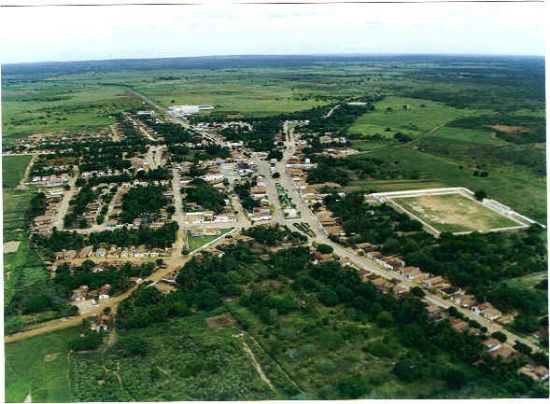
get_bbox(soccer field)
[390,193,522,234]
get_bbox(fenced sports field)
[368,187,537,236]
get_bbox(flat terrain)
[348,96,477,139]
[3,155,33,242]
[365,145,546,223]
[391,193,520,233]
[2,82,142,145]
[71,311,282,401]
[5,327,79,403]
[1,55,547,401]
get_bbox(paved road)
[252,155,285,224]
[172,168,188,252]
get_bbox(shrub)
[317,244,334,254]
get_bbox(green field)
[3,155,33,242]
[2,83,143,144]
[348,96,479,139]
[5,327,80,403]
[187,228,233,251]
[2,155,31,188]
[390,193,520,233]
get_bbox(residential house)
[490,347,519,362]
[519,365,549,382]
[421,275,446,288]
[78,246,94,259]
[381,256,405,271]
[483,338,502,352]
[401,266,423,280]
[472,302,502,320]
[98,284,111,300]
[95,248,107,258]
[55,249,78,261]
[449,317,469,333]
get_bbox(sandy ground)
[4,241,21,253]
[489,124,529,134]
[393,194,516,232]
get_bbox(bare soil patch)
[4,241,21,253]
[206,313,237,329]
[44,352,60,362]
[489,124,530,134]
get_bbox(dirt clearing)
[4,241,21,253]
[44,353,60,362]
[489,124,530,134]
[206,313,237,329]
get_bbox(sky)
[0,1,546,64]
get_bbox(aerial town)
[1,7,547,398]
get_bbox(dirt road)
[16,154,37,190]
[53,168,78,230]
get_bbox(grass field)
[5,327,79,403]
[187,228,233,251]
[4,238,50,307]
[2,82,142,144]
[390,193,520,233]
[3,156,33,242]
[2,155,31,188]
[348,96,479,139]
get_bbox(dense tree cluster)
[302,103,373,135]
[32,228,86,252]
[449,115,546,144]
[120,185,168,223]
[307,155,418,185]
[68,330,104,351]
[33,222,178,252]
[116,285,191,329]
[138,116,197,144]
[26,192,47,221]
[243,224,307,246]
[64,185,96,228]
[184,179,226,213]
[89,222,178,249]
[118,243,258,328]
[234,181,260,212]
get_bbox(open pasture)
[2,82,142,144]
[347,96,478,139]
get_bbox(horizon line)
[3,52,545,66]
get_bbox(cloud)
[0,2,545,63]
